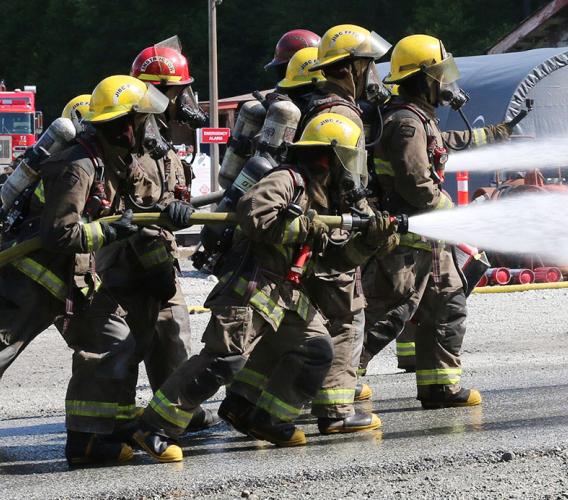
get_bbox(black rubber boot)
[246,408,306,447]
[65,430,133,466]
[184,406,221,433]
[318,413,381,435]
[132,425,183,463]
[218,393,255,435]
[420,386,482,410]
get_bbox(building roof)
[488,0,568,54]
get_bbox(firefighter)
[301,24,391,412]
[360,35,512,408]
[130,36,218,432]
[133,113,397,461]
[264,29,321,81]
[220,30,396,435]
[0,75,176,464]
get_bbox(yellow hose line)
[0,212,344,270]
[473,281,568,294]
[188,305,210,314]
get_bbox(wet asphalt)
[1,269,567,499]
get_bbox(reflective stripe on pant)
[145,278,192,392]
[413,250,467,399]
[396,322,417,370]
[61,287,136,434]
[362,246,467,397]
[311,309,365,418]
[142,306,333,436]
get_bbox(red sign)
[200,127,231,144]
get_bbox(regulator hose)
[445,108,473,152]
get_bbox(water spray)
[407,192,568,262]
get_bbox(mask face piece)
[96,114,137,156]
[140,114,169,159]
[364,63,391,105]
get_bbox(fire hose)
[0,212,388,270]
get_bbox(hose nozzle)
[391,214,409,234]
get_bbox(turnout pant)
[145,277,192,392]
[230,309,365,419]
[362,246,467,398]
[61,286,136,434]
[142,306,333,436]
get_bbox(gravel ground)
[1,261,568,499]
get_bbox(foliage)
[0,0,549,121]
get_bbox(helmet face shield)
[351,31,392,60]
[155,35,183,56]
[132,84,169,115]
[422,55,460,85]
[333,144,367,189]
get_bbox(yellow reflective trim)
[116,404,139,420]
[416,368,462,386]
[233,277,285,329]
[434,195,453,211]
[399,233,432,251]
[83,222,105,252]
[282,218,302,245]
[234,367,269,390]
[12,257,67,301]
[33,181,45,204]
[65,400,117,419]
[374,158,395,177]
[396,341,416,357]
[472,128,488,147]
[257,391,301,422]
[312,388,356,405]
[139,244,170,269]
[149,389,193,429]
[138,73,182,82]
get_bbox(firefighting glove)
[305,209,329,254]
[488,122,513,142]
[101,209,139,244]
[364,210,400,256]
[164,201,195,229]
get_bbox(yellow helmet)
[384,34,460,84]
[310,24,391,72]
[278,47,325,89]
[292,112,366,186]
[61,94,91,132]
[294,112,360,149]
[85,75,169,123]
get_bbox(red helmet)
[264,29,321,70]
[131,45,193,86]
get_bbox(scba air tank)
[201,155,273,254]
[1,117,76,209]
[218,101,266,189]
[256,100,301,159]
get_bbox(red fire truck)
[0,82,43,167]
